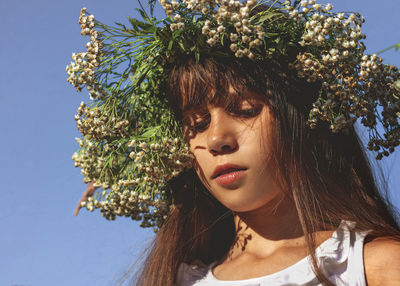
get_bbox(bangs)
[167,57,271,119]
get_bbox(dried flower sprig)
[66,8,107,100]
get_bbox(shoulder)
[363,236,400,286]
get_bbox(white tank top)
[176,221,370,286]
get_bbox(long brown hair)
[134,55,400,286]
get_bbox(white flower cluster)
[72,138,104,183]
[75,101,130,140]
[81,187,171,228]
[287,1,400,158]
[287,2,368,126]
[124,138,193,186]
[66,8,106,99]
[289,1,366,82]
[360,61,400,159]
[75,136,192,228]
[158,0,184,31]
[159,0,262,59]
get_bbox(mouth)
[212,164,247,179]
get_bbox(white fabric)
[176,221,370,286]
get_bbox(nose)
[207,108,238,155]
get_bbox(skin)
[186,99,282,213]
[364,237,400,286]
[184,91,400,284]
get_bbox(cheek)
[192,157,213,194]
[190,141,210,184]
[188,135,208,167]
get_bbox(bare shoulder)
[364,236,400,286]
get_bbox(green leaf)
[377,42,400,54]
[172,30,181,39]
[127,17,154,33]
[178,41,186,51]
[253,11,282,24]
[135,7,151,24]
[115,22,128,31]
[168,39,174,51]
[139,127,160,139]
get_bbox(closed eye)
[184,103,263,134]
[189,118,210,132]
[229,104,263,118]
[185,112,211,133]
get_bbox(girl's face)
[183,90,283,213]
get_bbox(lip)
[215,169,246,186]
[211,164,247,179]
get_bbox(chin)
[223,192,283,213]
[221,199,267,213]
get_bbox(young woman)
[68,1,400,285]
[136,56,400,286]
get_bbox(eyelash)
[190,119,210,132]
[229,106,262,117]
[188,106,262,133]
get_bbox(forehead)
[167,58,270,115]
[181,86,264,114]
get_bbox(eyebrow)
[182,110,210,122]
[182,103,209,115]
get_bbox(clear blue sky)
[1,1,399,285]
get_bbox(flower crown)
[66,0,400,230]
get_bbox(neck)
[227,195,307,260]
[236,194,303,238]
